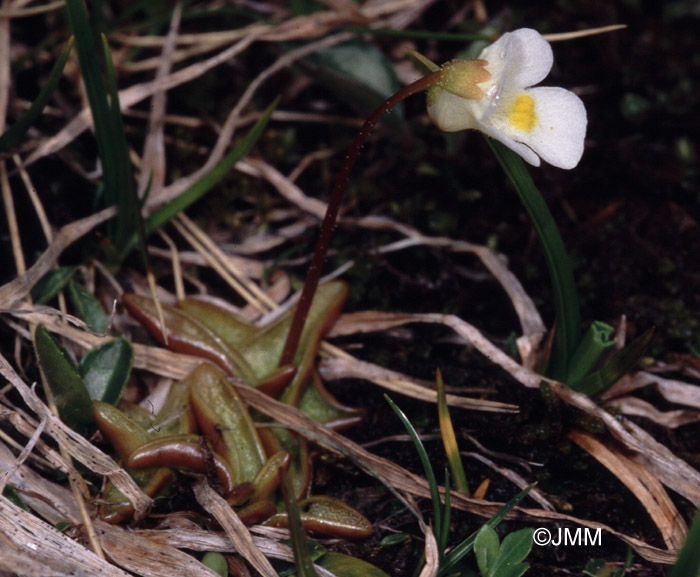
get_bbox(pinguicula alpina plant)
[283,28,648,394]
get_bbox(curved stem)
[279,69,445,368]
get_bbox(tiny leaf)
[79,336,133,404]
[574,326,656,396]
[490,528,533,577]
[316,552,391,577]
[34,325,93,434]
[300,40,405,128]
[201,552,228,577]
[474,525,500,576]
[67,280,107,333]
[30,266,78,305]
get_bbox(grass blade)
[436,369,469,495]
[385,394,442,536]
[121,98,278,254]
[100,33,140,255]
[487,138,581,381]
[0,37,74,153]
[63,0,134,257]
[279,467,321,577]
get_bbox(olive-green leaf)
[316,552,391,577]
[30,266,78,305]
[475,525,500,576]
[201,552,228,577]
[79,336,133,405]
[490,528,532,577]
[68,280,107,333]
[34,325,93,434]
[300,40,404,129]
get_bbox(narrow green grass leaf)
[0,37,74,153]
[280,467,321,577]
[487,138,581,381]
[123,98,278,255]
[385,394,442,535]
[100,33,140,254]
[64,0,136,258]
[63,0,116,205]
[437,369,469,495]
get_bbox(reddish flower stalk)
[278,69,445,369]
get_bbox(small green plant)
[279,27,648,397]
[386,393,534,576]
[474,525,533,577]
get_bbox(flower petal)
[426,89,479,133]
[477,87,586,169]
[476,121,541,166]
[516,87,587,169]
[480,28,553,90]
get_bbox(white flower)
[427,28,587,169]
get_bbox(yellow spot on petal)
[509,94,537,132]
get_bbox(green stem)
[278,69,444,368]
[487,139,581,380]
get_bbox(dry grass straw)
[0,2,697,573]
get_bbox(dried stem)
[278,69,444,368]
